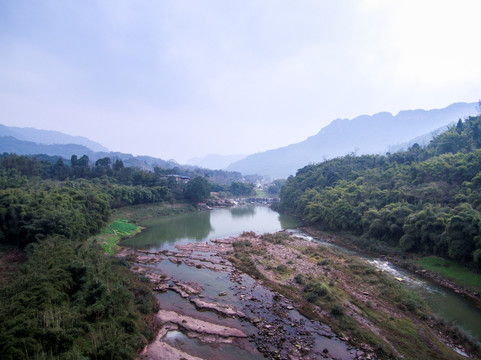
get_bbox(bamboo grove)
[0,150,262,359]
[280,114,481,269]
[0,158,203,359]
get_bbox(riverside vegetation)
[0,154,231,359]
[229,231,480,359]
[2,113,481,359]
[279,114,481,293]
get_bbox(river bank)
[118,237,360,360]
[229,231,481,359]
[299,227,481,307]
[112,204,480,358]
[118,230,481,359]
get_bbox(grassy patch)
[96,219,142,255]
[110,219,140,235]
[304,281,330,303]
[93,203,196,255]
[113,202,196,225]
[261,232,291,244]
[230,240,265,280]
[382,316,464,360]
[417,256,481,289]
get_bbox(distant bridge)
[234,197,280,204]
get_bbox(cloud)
[1,0,481,163]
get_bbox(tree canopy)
[280,115,481,269]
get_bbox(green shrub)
[331,303,345,316]
[240,231,256,238]
[294,274,305,285]
[261,232,291,245]
[303,281,329,302]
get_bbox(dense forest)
[280,114,481,269]
[0,153,257,207]
[0,162,173,358]
[0,149,264,359]
[0,153,253,359]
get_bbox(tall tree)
[184,176,211,203]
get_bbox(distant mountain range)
[226,102,479,179]
[187,154,246,170]
[0,136,94,159]
[386,124,451,154]
[1,101,478,178]
[0,124,108,152]
[0,134,178,171]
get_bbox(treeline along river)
[122,205,481,353]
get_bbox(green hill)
[280,113,481,269]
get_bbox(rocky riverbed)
[118,230,478,360]
[299,227,481,306]
[118,239,367,359]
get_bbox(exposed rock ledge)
[190,298,246,318]
[139,326,205,360]
[156,310,247,338]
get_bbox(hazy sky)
[1,1,480,163]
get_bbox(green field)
[416,256,481,289]
[96,219,142,255]
[109,219,140,235]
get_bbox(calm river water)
[122,205,481,346]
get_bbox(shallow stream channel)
[288,229,481,348]
[121,205,481,359]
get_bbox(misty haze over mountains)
[0,101,478,178]
[0,124,108,152]
[187,154,247,170]
[225,102,478,178]
[0,125,181,170]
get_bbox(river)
[121,205,302,251]
[121,205,481,355]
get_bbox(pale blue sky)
[1,0,480,162]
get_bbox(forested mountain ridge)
[279,113,481,268]
[0,135,181,171]
[0,135,249,186]
[227,102,478,178]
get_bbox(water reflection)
[122,205,302,251]
[121,211,214,249]
[279,213,303,229]
[230,205,256,218]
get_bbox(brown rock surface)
[156,310,247,338]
